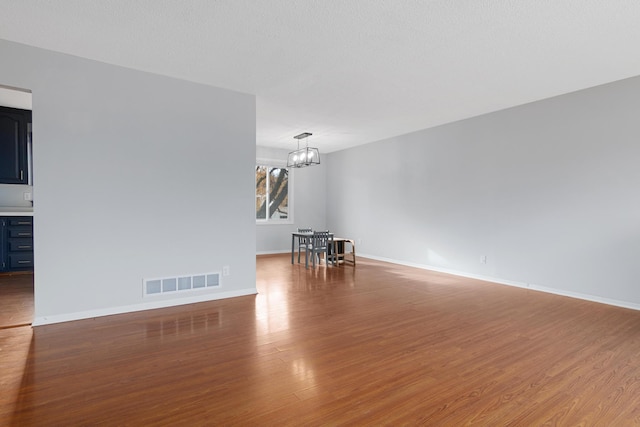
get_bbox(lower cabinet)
[1,216,34,271]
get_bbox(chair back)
[312,231,330,250]
[298,228,312,244]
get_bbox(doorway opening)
[0,85,34,329]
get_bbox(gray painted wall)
[327,75,640,307]
[0,184,32,207]
[0,39,257,324]
[256,146,327,253]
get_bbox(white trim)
[32,287,258,326]
[256,249,291,255]
[360,253,640,312]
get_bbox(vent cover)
[144,272,220,297]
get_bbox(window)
[256,164,291,223]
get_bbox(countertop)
[0,207,34,216]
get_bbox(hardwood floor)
[0,272,34,329]
[1,255,640,425]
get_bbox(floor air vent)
[144,272,220,296]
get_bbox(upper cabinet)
[0,106,30,185]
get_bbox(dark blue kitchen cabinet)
[0,106,30,185]
[0,217,34,271]
[0,219,5,271]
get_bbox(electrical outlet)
[222,265,230,276]
[480,255,487,264]
[23,192,32,201]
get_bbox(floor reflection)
[145,311,222,342]
[255,287,290,335]
[291,357,316,386]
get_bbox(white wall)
[256,146,327,253]
[0,39,257,324]
[0,184,32,207]
[327,74,640,308]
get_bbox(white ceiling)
[2,1,640,153]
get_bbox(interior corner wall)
[0,39,257,324]
[255,146,327,254]
[326,74,640,308]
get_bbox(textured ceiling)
[2,0,640,153]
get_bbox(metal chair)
[297,228,312,263]
[306,231,332,269]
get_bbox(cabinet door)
[0,219,6,271]
[0,106,30,184]
[8,252,33,269]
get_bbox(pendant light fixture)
[287,132,320,168]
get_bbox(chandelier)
[287,132,320,168]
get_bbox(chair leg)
[352,243,356,266]
[305,248,309,269]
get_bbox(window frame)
[256,158,293,225]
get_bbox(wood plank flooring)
[1,255,640,425]
[0,272,34,329]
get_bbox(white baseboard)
[256,249,291,255]
[359,253,640,312]
[32,287,258,326]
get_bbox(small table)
[330,238,356,266]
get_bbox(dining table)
[291,231,334,265]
